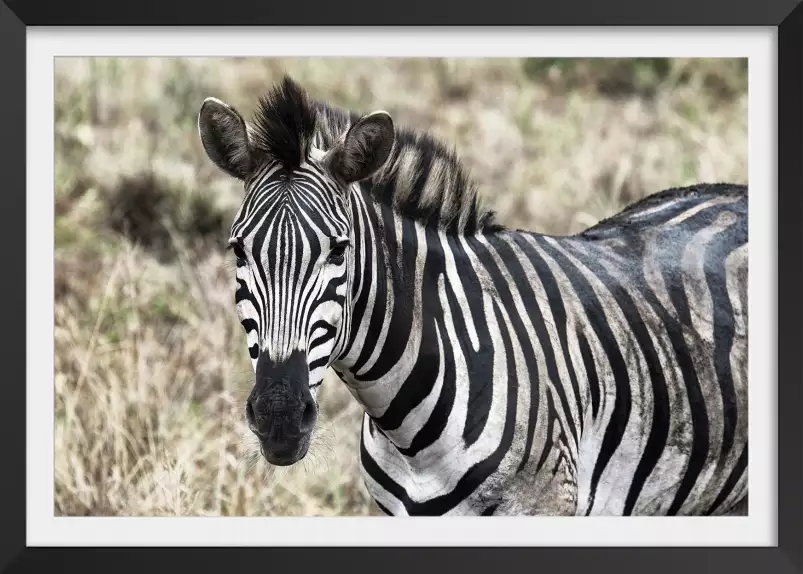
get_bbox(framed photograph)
[3,1,801,572]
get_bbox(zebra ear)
[198,97,254,181]
[325,111,395,184]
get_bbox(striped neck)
[329,179,502,451]
[329,178,596,456]
[331,180,446,407]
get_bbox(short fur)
[581,182,748,239]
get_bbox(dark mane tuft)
[250,76,502,235]
[250,76,317,171]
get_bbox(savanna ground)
[55,57,748,517]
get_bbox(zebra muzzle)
[245,351,318,465]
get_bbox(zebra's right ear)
[324,111,395,184]
[198,97,254,181]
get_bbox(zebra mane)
[250,76,502,236]
[250,76,317,172]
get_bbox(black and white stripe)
[199,76,748,516]
[230,160,353,390]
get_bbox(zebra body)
[352,185,748,516]
[197,77,748,516]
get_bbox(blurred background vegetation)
[54,57,748,516]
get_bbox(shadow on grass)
[105,172,232,263]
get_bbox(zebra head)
[197,77,395,466]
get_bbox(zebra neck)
[330,185,599,461]
[330,184,511,452]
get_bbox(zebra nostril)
[245,400,257,430]
[300,398,317,432]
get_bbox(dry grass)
[54,57,748,516]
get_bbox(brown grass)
[54,57,748,516]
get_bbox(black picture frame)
[2,1,800,573]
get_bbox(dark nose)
[245,389,317,438]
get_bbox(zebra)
[197,75,748,516]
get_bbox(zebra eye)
[232,245,247,262]
[327,241,348,265]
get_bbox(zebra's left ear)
[198,97,254,181]
[324,111,395,184]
